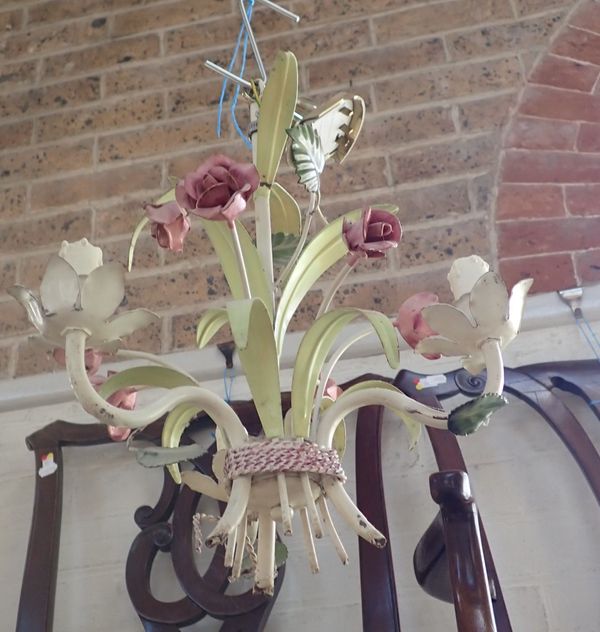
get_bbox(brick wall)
[0,0,586,378]
[498,0,600,292]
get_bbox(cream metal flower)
[9,238,158,350]
[416,256,533,374]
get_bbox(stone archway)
[496,0,600,293]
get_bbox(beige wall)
[0,0,583,378]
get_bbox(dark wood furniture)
[16,362,600,631]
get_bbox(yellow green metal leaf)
[291,308,400,438]
[320,397,346,458]
[128,216,150,272]
[256,52,298,184]
[341,380,422,448]
[274,204,399,354]
[162,403,202,483]
[227,298,283,438]
[201,219,273,319]
[270,182,301,235]
[196,308,229,348]
[97,366,197,399]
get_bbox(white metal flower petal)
[59,238,103,275]
[447,255,489,301]
[508,278,534,335]
[8,286,46,333]
[102,309,159,342]
[421,304,475,346]
[416,336,465,357]
[80,262,125,320]
[469,272,509,332]
[40,255,80,314]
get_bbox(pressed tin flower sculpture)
[9,2,533,596]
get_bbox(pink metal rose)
[145,201,191,253]
[175,154,260,226]
[324,378,343,401]
[342,208,402,259]
[394,292,440,360]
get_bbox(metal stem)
[255,0,301,22]
[204,60,252,88]
[238,0,267,82]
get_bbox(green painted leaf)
[291,308,399,437]
[272,232,301,266]
[136,444,204,468]
[201,219,273,319]
[448,393,508,436]
[196,308,229,348]
[270,182,302,235]
[256,52,298,184]
[162,403,202,483]
[97,366,197,399]
[128,216,149,272]
[320,397,346,458]
[274,204,399,354]
[341,380,422,448]
[287,123,325,193]
[227,298,283,438]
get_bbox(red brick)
[37,93,165,142]
[502,149,600,183]
[0,140,93,183]
[0,301,35,338]
[565,184,600,216]
[170,310,232,351]
[307,38,446,90]
[94,194,163,239]
[13,342,59,378]
[0,185,27,220]
[0,8,23,32]
[529,54,600,92]
[504,116,578,150]
[0,119,33,150]
[457,93,516,133]
[575,248,600,283]
[293,0,418,25]
[97,113,224,163]
[0,259,17,296]
[447,12,565,60]
[577,123,600,151]
[0,77,101,119]
[361,107,454,149]
[105,54,213,96]
[513,0,577,17]
[0,345,12,379]
[374,0,512,43]
[42,34,160,80]
[31,163,162,210]
[497,217,600,257]
[499,254,575,293]
[1,18,109,59]
[570,1,600,36]
[375,57,522,111]
[166,80,223,117]
[519,86,600,123]
[497,184,565,220]
[0,210,92,255]
[0,60,38,93]
[551,26,600,66]
[27,0,156,24]
[113,0,226,37]
[390,134,498,184]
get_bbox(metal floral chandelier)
[9,0,532,596]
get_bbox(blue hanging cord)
[223,367,235,403]
[216,0,255,149]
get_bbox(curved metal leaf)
[196,308,229,348]
[162,403,202,483]
[274,204,399,354]
[272,232,301,266]
[97,366,197,399]
[340,380,421,448]
[291,308,400,438]
[319,397,346,458]
[136,444,204,468]
[256,51,298,184]
[287,123,325,193]
[201,219,273,319]
[227,298,283,438]
[270,182,302,235]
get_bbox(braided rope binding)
[224,439,346,483]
